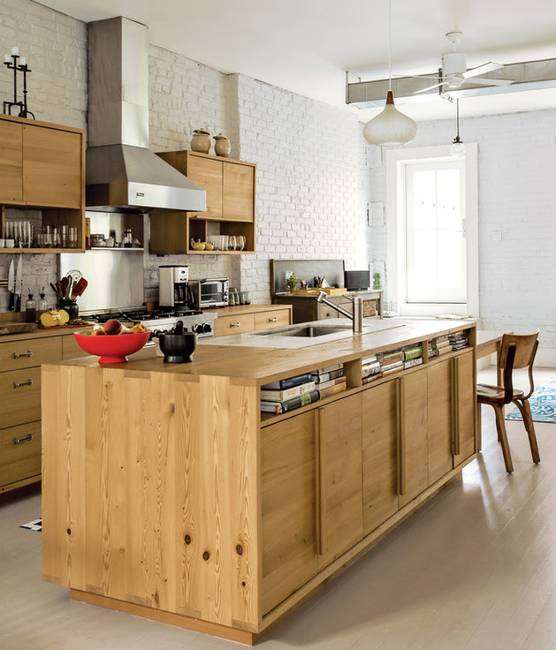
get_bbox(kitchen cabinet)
[262,411,318,614]
[0,115,85,253]
[0,120,23,202]
[361,379,399,534]
[427,359,454,484]
[151,150,256,255]
[222,161,255,221]
[0,421,41,490]
[399,369,429,507]
[316,395,363,568]
[22,125,82,208]
[212,306,292,337]
[186,155,223,219]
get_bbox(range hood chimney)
[86,17,206,213]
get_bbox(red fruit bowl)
[74,331,150,364]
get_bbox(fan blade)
[463,61,503,79]
[463,77,513,87]
[413,82,444,94]
[392,74,442,80]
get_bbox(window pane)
[405,160,466,304]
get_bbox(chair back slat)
[498,332,539,370]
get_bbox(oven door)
[200,279,229,307]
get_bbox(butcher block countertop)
[50,318,476,385]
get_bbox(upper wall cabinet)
[151,150,256,255]
[0,115,85,253]
[0,115,84,209]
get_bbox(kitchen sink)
[254,324,353,338]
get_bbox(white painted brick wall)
[236,75,370,303]
[369,110,556,354]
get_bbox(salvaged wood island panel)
[42,319,477,645]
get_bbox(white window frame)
[385,143,479,317]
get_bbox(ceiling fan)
[413,32,515,95]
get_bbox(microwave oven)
[190,278,229,308]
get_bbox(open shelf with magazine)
[260,358,363,421]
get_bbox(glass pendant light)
[450,98,465,158]
[363,0,417,146]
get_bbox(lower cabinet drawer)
[254,309,290,331]
[0,366,41,428]
[0,420,41,489]
[0,336,61,371]
[214,313,255,336]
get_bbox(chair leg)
[493,404,514,473]
[513,399,540,464]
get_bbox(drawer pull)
[12,350,33,359]
[230,321,241,328]
[268,316,278,323]
[13,433,33,445]
[13,379,33,389]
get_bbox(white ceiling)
[38,0,556,121]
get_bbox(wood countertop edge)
[47,320,477,385]
[0,325,90,343]
[205,304,292,317]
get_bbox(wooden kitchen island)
[42,319,477,645]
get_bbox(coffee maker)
[159,265,194,308]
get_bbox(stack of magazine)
[428,335,451,358]
[362,354,382,384]
[381,350,404,375]
[311,362,346,398]
[260,363,346,415]
[449,331,468,351]
[260,372,318,415]
[403,344,423,369]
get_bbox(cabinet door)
[187,155,223,219]
[453,350,476,465]
[0,120,23,202]
[222,161,255,222]
[22,125,82,208]
[399,369,429,507]
[362,380,399,534]
[317,395,363,568]
[262,412,318,614]
[427,360,453,484]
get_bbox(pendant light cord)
[456,98,460,140]
[388,0,392,90]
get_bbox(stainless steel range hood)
[86,17,206,213]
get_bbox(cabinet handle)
[13,433,33,445]
[315,408,324,556]
[397,379,406,496]
[268,316,278,323]
[13,379,33,389]
[230,321,241,328]
[452,359,460,455]
[12,350,32,359]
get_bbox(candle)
[11,46,19,56]
[20,57,26,66]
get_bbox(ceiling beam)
[346,57,556,108]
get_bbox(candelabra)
[3,46,35,119]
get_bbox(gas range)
[83,308,215,337]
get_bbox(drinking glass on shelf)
[228,235,237,251]
[221,235,229,251]
[68,226,78,248]
[237,235,246,251]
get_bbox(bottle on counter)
[123,228,133,248]
[25,292,37,323]
[38,289,48,318]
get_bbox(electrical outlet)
[491,230,502,241]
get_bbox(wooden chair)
[477,332,540,473]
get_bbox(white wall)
[369,111,556,359]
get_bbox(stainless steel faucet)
[317,291,364,333]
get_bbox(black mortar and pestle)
[157,320,197,363]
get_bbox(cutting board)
[291,287,347,296]
[0,322,38,336]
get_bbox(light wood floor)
[1,368,556,650]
